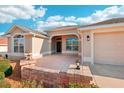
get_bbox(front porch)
[20,54,94,87]
[35,54,79,71]
[49,34,81,55]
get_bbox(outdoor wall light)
[86,35,90,41]
[76,59,80,70]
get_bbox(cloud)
[76,6,124,24]
[0,32,5,36]
[47,15,63,22]
[65,16,76,22]
[36,15,77,31]
[0,5,47,23]
[36,21,77,31]
[36,5,124,31]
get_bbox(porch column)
[91,32,94,65]
[11,36,14,53]
[78,38,81,56]
[48,40,52,54]
[80,33,84,65]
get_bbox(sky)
[0,5,123,35]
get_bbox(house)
[5,18,124,65]
[5,25,49,60]
[0,37,8,57]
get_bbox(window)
[14,35,24,53]
[66,38,78,51]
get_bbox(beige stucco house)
[5,18,124,65]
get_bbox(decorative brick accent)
[21,64,94,88]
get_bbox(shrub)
[0,60,13,77]
[0,80,11,88]
[21,80,44,88]
[4,66,12,77]
[69,83,99,88]
[0,72,5,80]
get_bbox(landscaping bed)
[0,60,12,77]
[0,59,13,88]
[0,59,98,88]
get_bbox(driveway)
[35,54,78,71]
[90,64,124,88]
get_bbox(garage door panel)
[94,32,124,65]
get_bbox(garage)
[94,32,124,65]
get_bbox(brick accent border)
[21,63,94,88]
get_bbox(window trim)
[66,38,78,51]
[12,34,25,53]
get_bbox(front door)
[56,42,62,53]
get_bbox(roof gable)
[5,25,48,38]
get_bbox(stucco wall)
[40,39,50,55]
[0,45,7,52]
[80,32,92,63]
[82,32,91,58]
[32,36,50,58]
[80,26,124,64]
[25,35,32,53]
[8,37,12,53]
[0,45,8,57]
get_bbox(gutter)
[79,22,124,31]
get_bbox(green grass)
[0,59,12,77]
[0,60,10,72]
[0,60,12,88]
[0,72,5,80]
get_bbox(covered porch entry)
[50,34,81,55]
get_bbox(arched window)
[13,34,24,53]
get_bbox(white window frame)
[13,34,25,53]
[66,38,78,51]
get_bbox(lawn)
[0,59,13,88]
[0,59,12,77]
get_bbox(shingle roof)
[45,18,124,32]
[0,38,8,45]
[45,25,78,32]
[79,18,124,28]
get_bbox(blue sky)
[0,5,123,34]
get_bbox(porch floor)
[35,54,79,72]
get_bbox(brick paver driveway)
[90,64,124,88]
[35,54,78,71]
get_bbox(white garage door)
[94,32,124,65]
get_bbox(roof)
[0,38,8,45]
[6,25,48,38]
[79,18,124,28]
[45,25,78,32]
[45,18,124,32]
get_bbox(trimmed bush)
[0,60,13,77]
[4,66,12,77]
[0,72,5,80]
[69,83,99,88]
[0,80,11,88]
[21,80,44,88]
